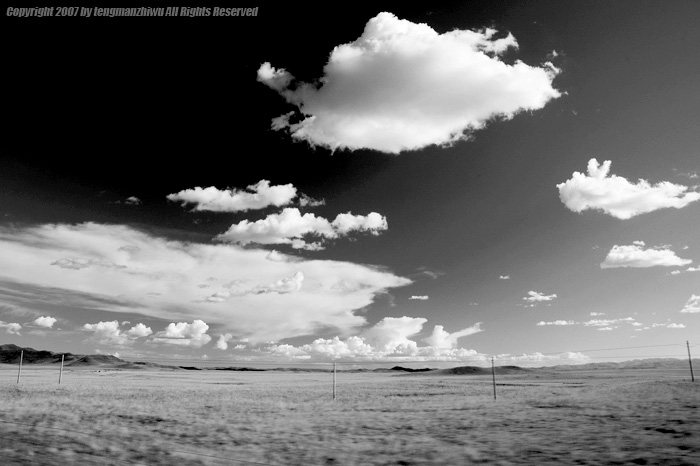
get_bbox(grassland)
[0,365,698,465]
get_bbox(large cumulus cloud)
[258,12,560,153]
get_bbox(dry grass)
[0,366,698,465]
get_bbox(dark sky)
[2,1,699,363]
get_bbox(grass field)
[0,365,698,465]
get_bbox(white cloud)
[299,194,325,207]
[423,323,482,348]
[523,291,557,303]
[681,294,700,314]
[33,316,57,328]
[0,321,22,335]
[499,275,510,280]
[671,266,700,275]
[125,196,141,205]
[152,320,212,348]
[215,208,388,250]
[167,180,297,212]
[0,223,411,343]
[264,317,483,361]
[600,243,692,269]
[667,323,686,329]
[583,317,635,327]
[216,333,234,350]
[590,312,605,316]
[258,12,560,154]
[536,320,576,326]
[409,295,429,300]
[83,320,152,346]
[557,159,700,219]
[125,323,153,338]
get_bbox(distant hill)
[0,344,179,370]
[545,358,697,371]
[0,343,80,365]
[2,344,696,373]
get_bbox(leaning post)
[17,349,23,384]
[59,354,65,384]
[688,341,695,383]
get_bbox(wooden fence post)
[333,362,337,400]
[17,349,23,384]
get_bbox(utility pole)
[491,357,497,400]
[688,341,695,383]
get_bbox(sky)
[2,1,699,366]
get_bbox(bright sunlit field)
[1,366,698,465]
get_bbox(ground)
[0,365,698,465]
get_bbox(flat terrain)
[0,365,698,465]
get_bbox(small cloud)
[409,295,429,300]
[216,333,234,350]
[536,320,576,326]
[499,275,510,280]
[667,323,686,329]
[167,180,297,212]
[601,243,692,269]
[414,267,444,280]
[151,319,212,348]
[215,208,388,250]
[299,194,325,207]
[557,159,700,219]
[598,327,614,331]
[125,196,142,205]
[680,294,700,314]
[0,321,22,335]
[33,316,57,328]
[523,291,557,304]
[590,312,605,316]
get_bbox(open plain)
[0,365,698,466]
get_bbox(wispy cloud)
[557,159,700,219]
[499,275,510,280]
[536,320,576,326]
[409,295,429,300]
[259,12,560,153]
